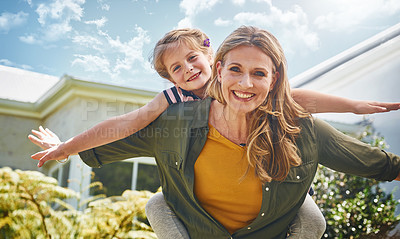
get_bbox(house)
[290,22,400,201]
[0,65,160,208]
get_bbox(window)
[92,161,133,196]
[91,158,159,197]
[48,161,71,188]
[136,163,160,192]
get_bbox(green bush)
[313,125,400,238]
[0,167,156,239]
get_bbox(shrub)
[313,125,400,238]
[0,167,156,239]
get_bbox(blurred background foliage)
[0,167,156,239]
[313,125,400,238]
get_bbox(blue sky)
[1,0,400,92]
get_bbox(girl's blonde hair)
[151,28,212,82]
[207,26,310,183]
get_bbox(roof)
[0,68,157,119]
[0,65,60,103]
[290,22,400,88]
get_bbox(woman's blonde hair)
[151,28,212,82]
[207,26,309,183]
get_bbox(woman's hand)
[28,126,61,150]
[31,143,68,168]
[354,101,400,114]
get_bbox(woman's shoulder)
[157,97,212,127]
[298,116,342,141]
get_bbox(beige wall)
[0,94,145,174]
[42,96,142,142]
[0,114,41,170]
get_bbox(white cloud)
[85,17,108,28]
[179,0,221,16]
[0,11,29,32]
[233,4,320,54]
[45,21,73,41]
[177,17,193,28]
[234,5,309,27]
[0,59,14,66]
[71,26,152,79]
[97,0,110,11]
[254,0,271,4]
[72,54,111,74]
[232,0,246,6]
[72,34,103,50]
[36,0,84,25]
[103,26,151,75]
[0,59,33,70]
[29,0,85,42]
[214,17,231,27]
[24,0,33,7]
[314,0,400,31]
[178,0,222,28]
[19,34,41,44]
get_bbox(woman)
[32,26,400,238]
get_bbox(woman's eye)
[254,71,265,77]
[229,66,240,72]
[173,65,181,72]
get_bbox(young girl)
[30,28,400,238]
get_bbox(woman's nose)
[238,74,253,88]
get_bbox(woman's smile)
[232,90,255,100]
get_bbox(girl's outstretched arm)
[30,92,169,167]
[291,88,400,114]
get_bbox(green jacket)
[79,97,400,239]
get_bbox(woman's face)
[216,45,277,115]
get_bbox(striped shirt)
[163,86,201,105]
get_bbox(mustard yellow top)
[194,124,263,234]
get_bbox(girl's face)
[216,45,277,115]
[163,42,212,97]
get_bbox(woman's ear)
[216,61,223,82]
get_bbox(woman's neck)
[209,100,248,145]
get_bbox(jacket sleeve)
[79,123,158,168]
[314,118,400,181]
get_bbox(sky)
[1,0,400,92]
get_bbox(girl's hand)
[31,144,68,168]
[28,126,61,150]
[354,101,400,114]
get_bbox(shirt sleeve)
[163,86,200,105]
[163,86,184,105]
[79,124,158,168]
[314,118,400,181]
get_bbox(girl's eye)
[188,55,197,61]
[254,71,265,77]
[173,65,181,72]
[229,66,240,72]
